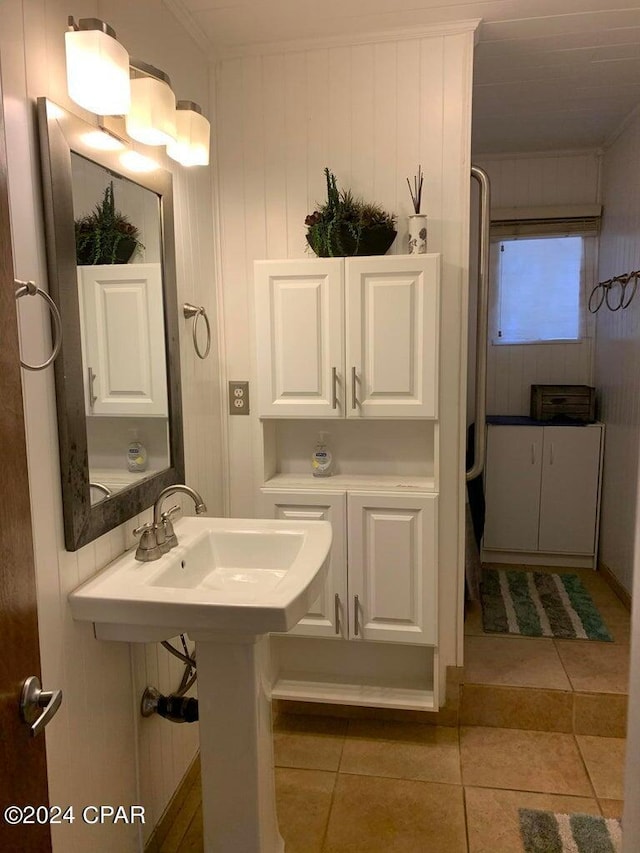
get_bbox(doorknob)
[20,676,63,737]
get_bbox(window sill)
[491,338,587,347]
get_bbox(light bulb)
[166,101,210,167]
[65,20,130,115]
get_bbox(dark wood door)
[0,75,52,851]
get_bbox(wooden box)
[530,385,596,423]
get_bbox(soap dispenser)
[311,431,333,477]
[127,429,148,473]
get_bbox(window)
[492,236,583,344]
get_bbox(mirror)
[37,99,184,550]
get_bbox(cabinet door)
[254,259,344,417]
[347,493,437,645]
[345,255,439,418]
[261,490,347,637]
[538,426,602,554]
[79,264,168,416]
[483,426,543,551]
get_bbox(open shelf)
[262,418,437,490]
[271,676,437,712]
[269,635,438,712]
[263,472,436,492]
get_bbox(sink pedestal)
[68,517,332,850]
[193,632,284,853]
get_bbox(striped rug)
[519,809,622,853]
[481,569,612,641]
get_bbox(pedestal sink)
[69,517,332,852]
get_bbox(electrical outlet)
[228,381,250,415]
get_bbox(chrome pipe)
[467,165,491,482]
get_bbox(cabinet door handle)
[351,366,357,409]
[88,367,97,408]
[531,443,536,465]
[332,367,338,409]
[354,594,360,636]
[549,443,554,466]
[334,593,340,634]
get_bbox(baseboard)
[144,754,201,853]
[481,548,595,569]
[598,559,632,610]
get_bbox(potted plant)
[305,168,397,257]
[75,182,144,265]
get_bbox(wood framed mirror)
[37,98,184,550]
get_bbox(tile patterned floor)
[157,566,629,852]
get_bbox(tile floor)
[155,565,630,853]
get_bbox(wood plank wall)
[595,112,640,594]
[214,25,476,671]
[0,1,222,848]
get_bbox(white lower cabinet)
[263,489,437,644]
[262,488,439,710]
[347,493,437,645]
[264,490,347,638]
[482,423,604,567]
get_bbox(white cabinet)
[262,489,437,646]
[538,427,603,554]
[264,490,347,637]
[255,254,444,712]
[348,493,437,645]
[483,423,603,567]
[254,255,440,418]
[78,264,168,417]
[483,426,542,552]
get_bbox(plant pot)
[113,237,137,263]
[76,236,137,266]
[307,224,397,258]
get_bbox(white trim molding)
[216,19,481,60]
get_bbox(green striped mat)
[519,809,622,853]
[481,569,612,641]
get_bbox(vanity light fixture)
[65,17,130,116]
[126,61,177,146]
[64,18,209,167]
[166,102,210,167]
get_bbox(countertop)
[486,415,598,427]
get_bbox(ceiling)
[170,0,640,154]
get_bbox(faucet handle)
[161,504,181,522]
[161,505,180,551]
[133,522,162,562]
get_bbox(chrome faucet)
[134,484,207,562]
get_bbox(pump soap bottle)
[127,430,148,473]
[311,431,333,477]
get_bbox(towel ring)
[15,280,63,371]
[604,278,624,312]
[183,303,211,360]
[89,482,112,501]
[621,272,639,309]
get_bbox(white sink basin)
[69,516,332,642]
